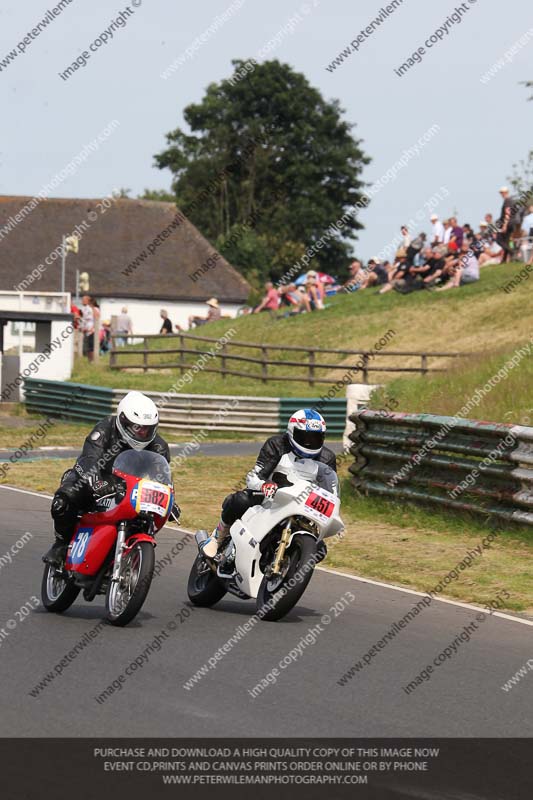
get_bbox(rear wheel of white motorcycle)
[41,564,80,612]
[105,541,155,627]
[257,533,317,621]
[187,554,227,607]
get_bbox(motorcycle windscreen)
[112,449,171,484]
[314,462,340,497]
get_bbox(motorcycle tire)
[105,541,155,627]
[187,553,227,607]
[41,564,80,613]
[256,533,317,622]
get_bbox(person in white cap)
[430,214,445,245]
[188,298,222,329]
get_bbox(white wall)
[98,297,242,336]
[0,291,70,351]
[2,318,75,402]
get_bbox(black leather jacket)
[246,432,337,491]
[63,415,170,493]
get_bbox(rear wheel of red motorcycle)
[41,564,80,613]
[105,541,155,627]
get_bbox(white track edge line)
[2,484,531,627]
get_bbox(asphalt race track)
[0,440,344,463]
[0,484,532,737]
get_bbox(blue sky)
[1,0,532,260]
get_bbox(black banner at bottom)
[1,738,531,798]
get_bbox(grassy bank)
[370,346,533,424]
[4,455,532,614]
[71,261,530,398]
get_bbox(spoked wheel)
[187,553,227,607]
[105,541,155,627]
[256,533,317,621]
[41,563,80,613]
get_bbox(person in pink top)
[254,281,280,313]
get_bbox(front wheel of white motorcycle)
[256,533,317,622]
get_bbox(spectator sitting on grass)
[343,259,364,291]
[363,258,389,289]
[188,298,221,329]
[278,283,310,314]
[437,241,480,290]
[378,251,409,294]
[305,270,324,309]
[478,236,504,267]
[254,282,280,314]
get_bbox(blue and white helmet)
[287,409,326,458]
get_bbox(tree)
[507,150,533,196]
[154,59,370,283]
[139,188,176,203]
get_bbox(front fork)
[271,518,293,575]
[111,521,127,583]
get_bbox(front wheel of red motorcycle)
[105,541,155,627]
[41,564,80,613]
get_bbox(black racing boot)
[42,537,68,566]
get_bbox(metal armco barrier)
[112,390,280,434]
[349,410,533,526]
[24,378,113,423]
[279,397,347,437]
[23,379,348,435]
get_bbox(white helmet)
[116,391,159,450]
[287,409,326,458]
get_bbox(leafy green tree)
[139,188,176,202]
[154,59,370,282]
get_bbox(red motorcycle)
[41,450,175,627]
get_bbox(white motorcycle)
[187,453,344,621]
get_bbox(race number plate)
[304,487,336,523]
[135,480,171,517]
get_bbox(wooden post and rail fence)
[108,332,469,387]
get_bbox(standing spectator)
[80,294,95,361]
[254,282,280,313]
[449,216,464,249]
[497,186,514,263]
[159,309,173,334]
[430,214,445,245]
[443,219,453,245]
[520,204,533,263]
[116,306,132,347]
[188,298,222,329]
[400,225,411,249]
[406,232,427,266]
[462,223,475,244]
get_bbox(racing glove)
[261,482,278,499]
[169,503,181,523]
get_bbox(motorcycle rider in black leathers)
[43,391,173,565]
[201,408,336,560]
